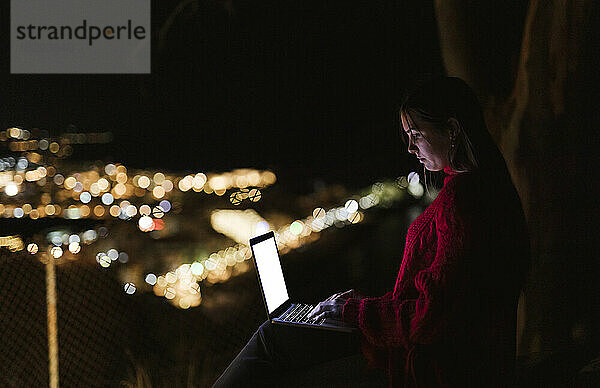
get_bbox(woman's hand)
[307,289,360,321]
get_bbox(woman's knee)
[256,320,275,357]
[257,319,273,334]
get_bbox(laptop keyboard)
[279,303,325,325]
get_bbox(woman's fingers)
[308,299,344,319]
[325,288,355,302]
[310,289,360,319]
[308,301,329,318]
[307,289,359,320]
[314,311,334,321]
[308,302,322,318]
[337,289,356,299]
[324,291,341,301]
[309,300,330,318]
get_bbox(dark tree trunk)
[434,0,597,367]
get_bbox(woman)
[214,76,530,387]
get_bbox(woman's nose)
[407,139,418,154]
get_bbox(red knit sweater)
[343,168,529,387]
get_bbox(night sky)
[1,1,448,191]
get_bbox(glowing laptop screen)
[252,236,289,314]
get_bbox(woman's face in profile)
[401,110,451,172]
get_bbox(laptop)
[249,231,356,332]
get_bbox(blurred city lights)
[68,242,81,254]
[5,182,18,196]
[0,236,24,252]
[107,249,119,261]
[164,288,176,300]
[344,199,359,213]
[2,125,432,309]
[124,282,136,295]
[211,209,269,243]
[50,246,63,259]
[82,229,98,243]
[101,193,114,205]
[139,204,151,216]
[248,188,261,202]
[97,253,111,268]
[118,252,129,263]
[80,192,92,203]
[27,243,38,254]
[139,216,154,232]
[191,262,204,276]
[159,200,171,212]
[255,221,270,235]
[289,221,304,235]
[312,207,325,219]
[152,206,164,218]
[145,273,157,285]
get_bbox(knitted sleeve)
[342,178,471,349]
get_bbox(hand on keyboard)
[307,292,352,321]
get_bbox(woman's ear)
[446,117,462,138]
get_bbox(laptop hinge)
[270,300,292,319]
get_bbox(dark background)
[0,1,450,190]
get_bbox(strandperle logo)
[15,20,147,46]
[11,0,150,74]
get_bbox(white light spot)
[5,182,18,196]
[50,246,63,259]
[138,216,154,231]
[82,229,98,243]
[145,273,157,285]
[289,221,304,235]
[335,208,349,221]
[97,178,109,191]
[124,282,136,294]
[344,199,359,214]
[16,158,28,170]
[105,164,116,175]
[68,242,81,254]
[107,249,119,261]
[80,192,92,204]
[138,176,151,189]
[101,193,114,205]
[255,221,270,236]
[50,235,63,246]
[191,262,204,276]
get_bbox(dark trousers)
[213,320,367,387]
